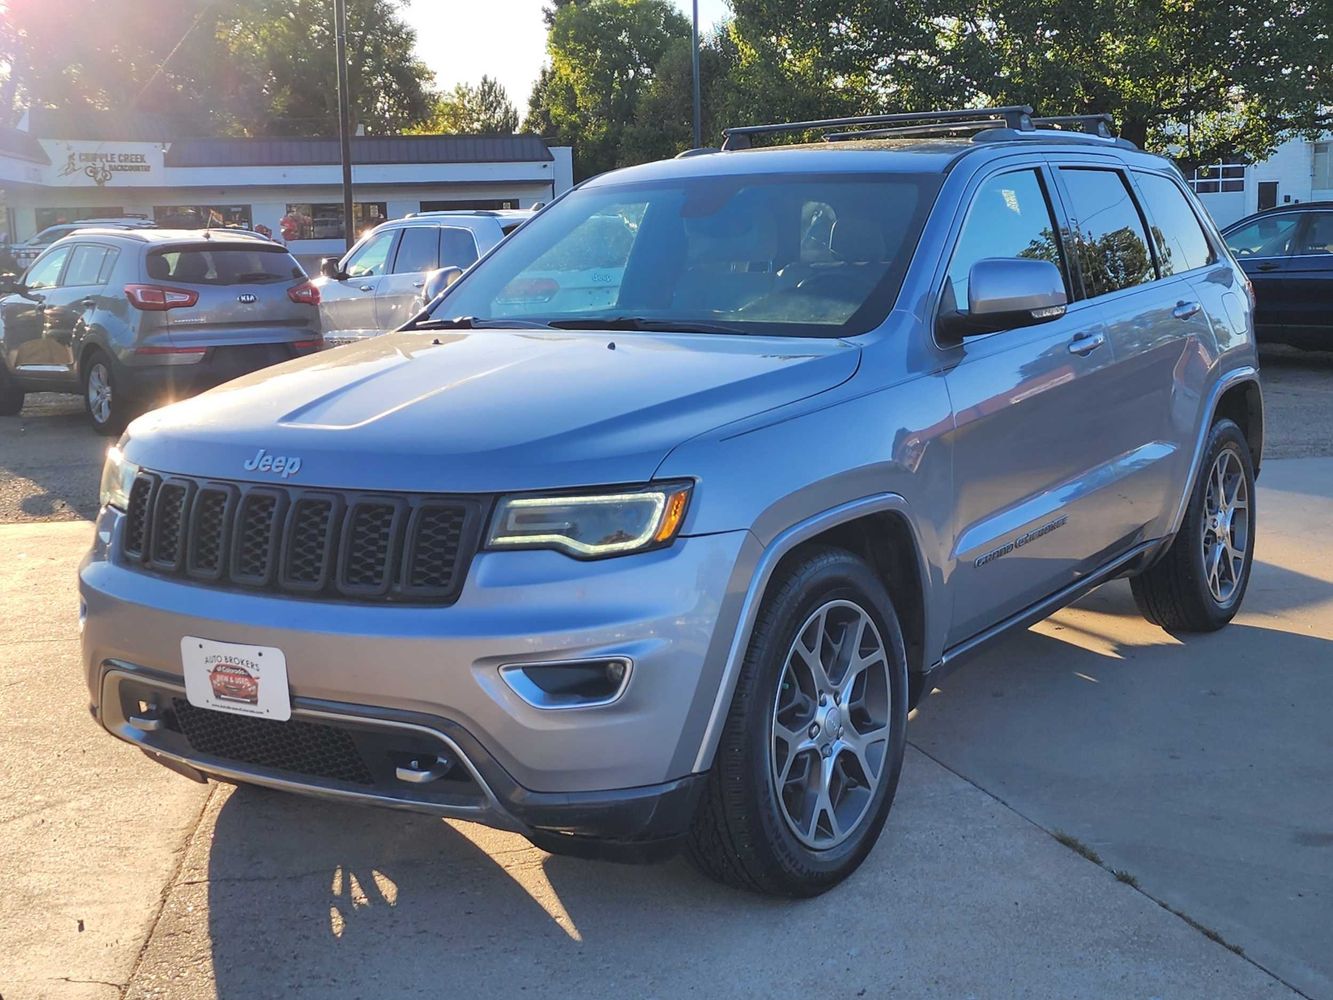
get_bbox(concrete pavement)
[2,459,1331,998]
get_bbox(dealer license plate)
[181,636,291,721]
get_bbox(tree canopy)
[0,0,437,135]
[414,76,520,134]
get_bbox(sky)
[400,0,730,120]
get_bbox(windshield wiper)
[546,316,743,335]
[406,316,554,331]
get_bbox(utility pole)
[334,0,356,251]
[691,0,702,149]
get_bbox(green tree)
[528,0,690,178]
[0,0,438,136]
[725,0,1333,160]
[415,75,520,134]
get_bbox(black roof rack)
[720,105,1034,150]
[1030,114,1114,137]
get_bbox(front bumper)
[81,505,757,842]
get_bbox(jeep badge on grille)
[243,448,302,478]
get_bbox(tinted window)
[1059,168,1155,297]
[63,245,111,287]
[25,246,71,289]
[947,169,1064,312]
[343,231,396,277]
[392,227,439,274]
[1134,173,1215,275]
[1224,215,1300,258]
[147,247,302,285]
[1295,212,1333,255]
[439,228,479,268]
[434,173,941,337]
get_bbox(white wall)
[1197,135,1328,227]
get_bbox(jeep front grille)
[121,471,486,604]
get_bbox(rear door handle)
[1255,262,1282,272]
[81,297,97,308]
[1172,301,1202,321]
[1067,331,1106,356]
[411,280,425,288]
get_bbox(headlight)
[98,445,139,511]
[486,483,692,559]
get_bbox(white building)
[1189,134,1333,228]
[0,110,574,259]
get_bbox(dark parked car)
[1222,203,1333,349]
[0,229,322,433]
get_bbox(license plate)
[181,636,291,721]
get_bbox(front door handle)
[1067,331,1106,356]
[1172,300,1202,321]
[81,297,97,308]
[411,280,425,288]
[359,284,374,292]
[1255,262,1282,272]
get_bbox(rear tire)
[1131,419,1255,632]
[82,351,127,435]
[0,365,23,416]
[687,546,909,896]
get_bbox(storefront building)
[0,110,573,259]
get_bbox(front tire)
[0,365,23,416]
[82,351,127,435]
[1131,418,1256,632]
[687,547,909,896]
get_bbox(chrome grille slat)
[120,471,484,605]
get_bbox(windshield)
[427,172,941,337]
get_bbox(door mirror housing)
[319,256,346,279]
[422,265,464,304]
[0,273,21,297]
[939,257,1068,341]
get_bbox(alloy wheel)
[87,363,112,425]
[770,599,892,850]
[1201,448,1250,605]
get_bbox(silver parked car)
[0,229,321,433]
[9,216,158,268]
[82,107,1262,895]
[313,209,534,343]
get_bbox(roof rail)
[720,105,1034,150]
[1030,114,1114,137]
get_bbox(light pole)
[691,0,702,149]
[334,0,356,251]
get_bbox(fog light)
[500,657,632,709]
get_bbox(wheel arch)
[1213,377,1263,476]
[689,494,933,773]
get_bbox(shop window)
[35,206,126,229]
[282,203,388,242]
[419,199,518,212]
[154,205,253,230]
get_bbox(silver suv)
[0,229,321,433]
[81,107,1263,896]
[313,209,533,344]
[9,217,158,268]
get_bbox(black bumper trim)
[95,660,705,848]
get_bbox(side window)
[1224,215,1300,258]
[439,228,479,268]
[1295,212,1333,255]
[1134,173,1215,275]
[62,245,111,287]
[24,246,72,290]
[1059,168,1155,297]
[391,227,439,274]
[946,168,1064,312]
[343,231,397,278]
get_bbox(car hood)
[125,329,860,492]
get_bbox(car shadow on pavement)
[0,394,109,521]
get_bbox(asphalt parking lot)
[2,345,1331,999]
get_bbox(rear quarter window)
[1134,172,1215,274]
[146,247,302,285]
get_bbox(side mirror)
[939,258,1067,341]
[319,256,345,279]
[0,273,20,296]
[422,265,464,303]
